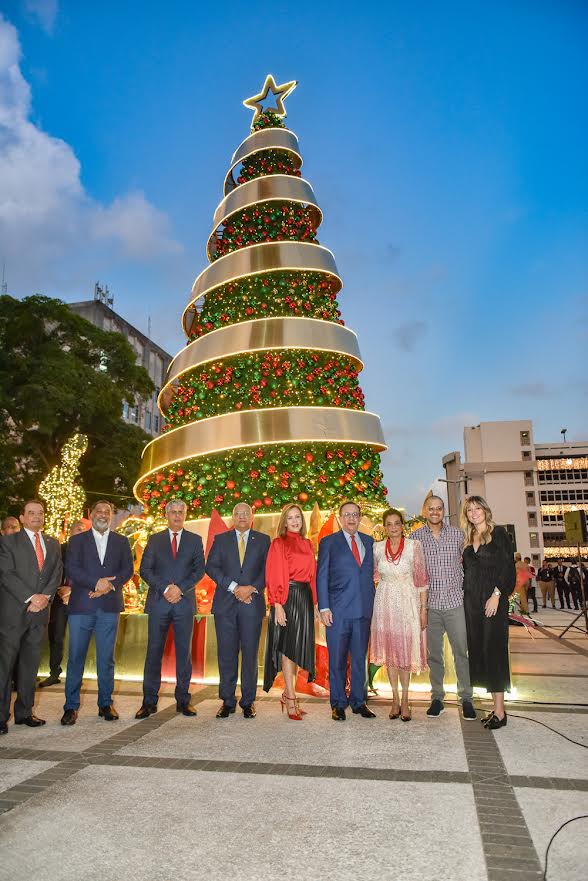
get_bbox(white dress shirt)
[23,528,47,604]
[92,527,110,564]
[229,528,250,593]
[164,529,184,595]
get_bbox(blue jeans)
[64,610,119,710]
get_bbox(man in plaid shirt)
[411,496,476,719]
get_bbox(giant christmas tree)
[135,76,388,522]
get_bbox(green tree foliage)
[0,295,154,512]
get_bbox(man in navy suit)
[135,499,205,719]
[61,500,133,725]
[206,503,270,718]
[317,501,376,721]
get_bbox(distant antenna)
[147,315,152,338]
[94,281,114,308]
[1,260,7,295]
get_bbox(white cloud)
[0,15,181,294]
[23,0,59,35]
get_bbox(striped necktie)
[239,534,246,566]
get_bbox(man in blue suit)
[317,501,376,721]
[206,503,270,719]
[135,499,205,719]
[61,500,134,725]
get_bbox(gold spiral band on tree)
[134,407,386,497]
[208,175,322,259]
[182,241,342,336]
[158,317,363,413]
[224,128,302,194]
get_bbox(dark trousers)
[568,582,581,610]
[0,610,46,723]
[214,605,263,708]
[48,597,68,677]
[325,615,370,709]
[527,585,538,613]
[143,603,194,706]
[555,580,569,609]
[64,611,119,710]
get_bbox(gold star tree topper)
[243,74,297,124]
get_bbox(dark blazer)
[0,530,63,623]
[140,528,205,614]
[66,529,134,615]
[316,530,375,619]
[206,529,270,619]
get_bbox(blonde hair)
[276,503,307,538]
[460,495,495,547]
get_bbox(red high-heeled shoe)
[280,692,303,720]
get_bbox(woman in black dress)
[461,496,516,730]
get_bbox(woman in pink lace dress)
[370,508,428,721]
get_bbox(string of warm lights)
[38,433,88,539]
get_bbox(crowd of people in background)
[0,493,585,737]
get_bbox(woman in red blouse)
[263,503,317,719]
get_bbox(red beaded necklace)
[385,535,404,564]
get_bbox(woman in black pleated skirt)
[263,504,316,719]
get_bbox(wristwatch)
[493,587,500,598]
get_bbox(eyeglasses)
[341,513,360,520]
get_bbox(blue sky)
[1,1,587,513]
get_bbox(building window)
[154,415,160,433]
[529,532,539,548]
[522,450,532,461]
[122,401,129,419]
[526,491,535,507]
[527,512,538,527]
[531,554,540,565]
[520,430,530,446]
[524,471,534,487]
[145,411,152,431]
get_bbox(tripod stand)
[559,543,588,637]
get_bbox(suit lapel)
[18,529,38,569]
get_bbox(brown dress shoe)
[98,706,119,721]
[61,709,78,726]
[176,703,197,717]
[15,715,46,727]
[135,704,157,719]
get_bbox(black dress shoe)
[98,706,119,721]
[332,707,346,721]
[15,715,46,727]
[61,709,78,726]
[242,704,256,718]
[352,704,376,718]
[135,704,157,719]
[216,704,236,718]
[176,703,197,717]
[39,675,61,688]
[484,713,507,730]
[0,722,8,735]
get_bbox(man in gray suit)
[0,499,63,734]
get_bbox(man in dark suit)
[39,519,89,688]
[0,499,63,734]
[553,560,570,609]
[135,499,205,719]
[317,501,376,721]
[206,503,270,719]
[61,500,133,725]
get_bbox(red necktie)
[34,532,45,570]
[350,534,361,566]
[171,533,178,559]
